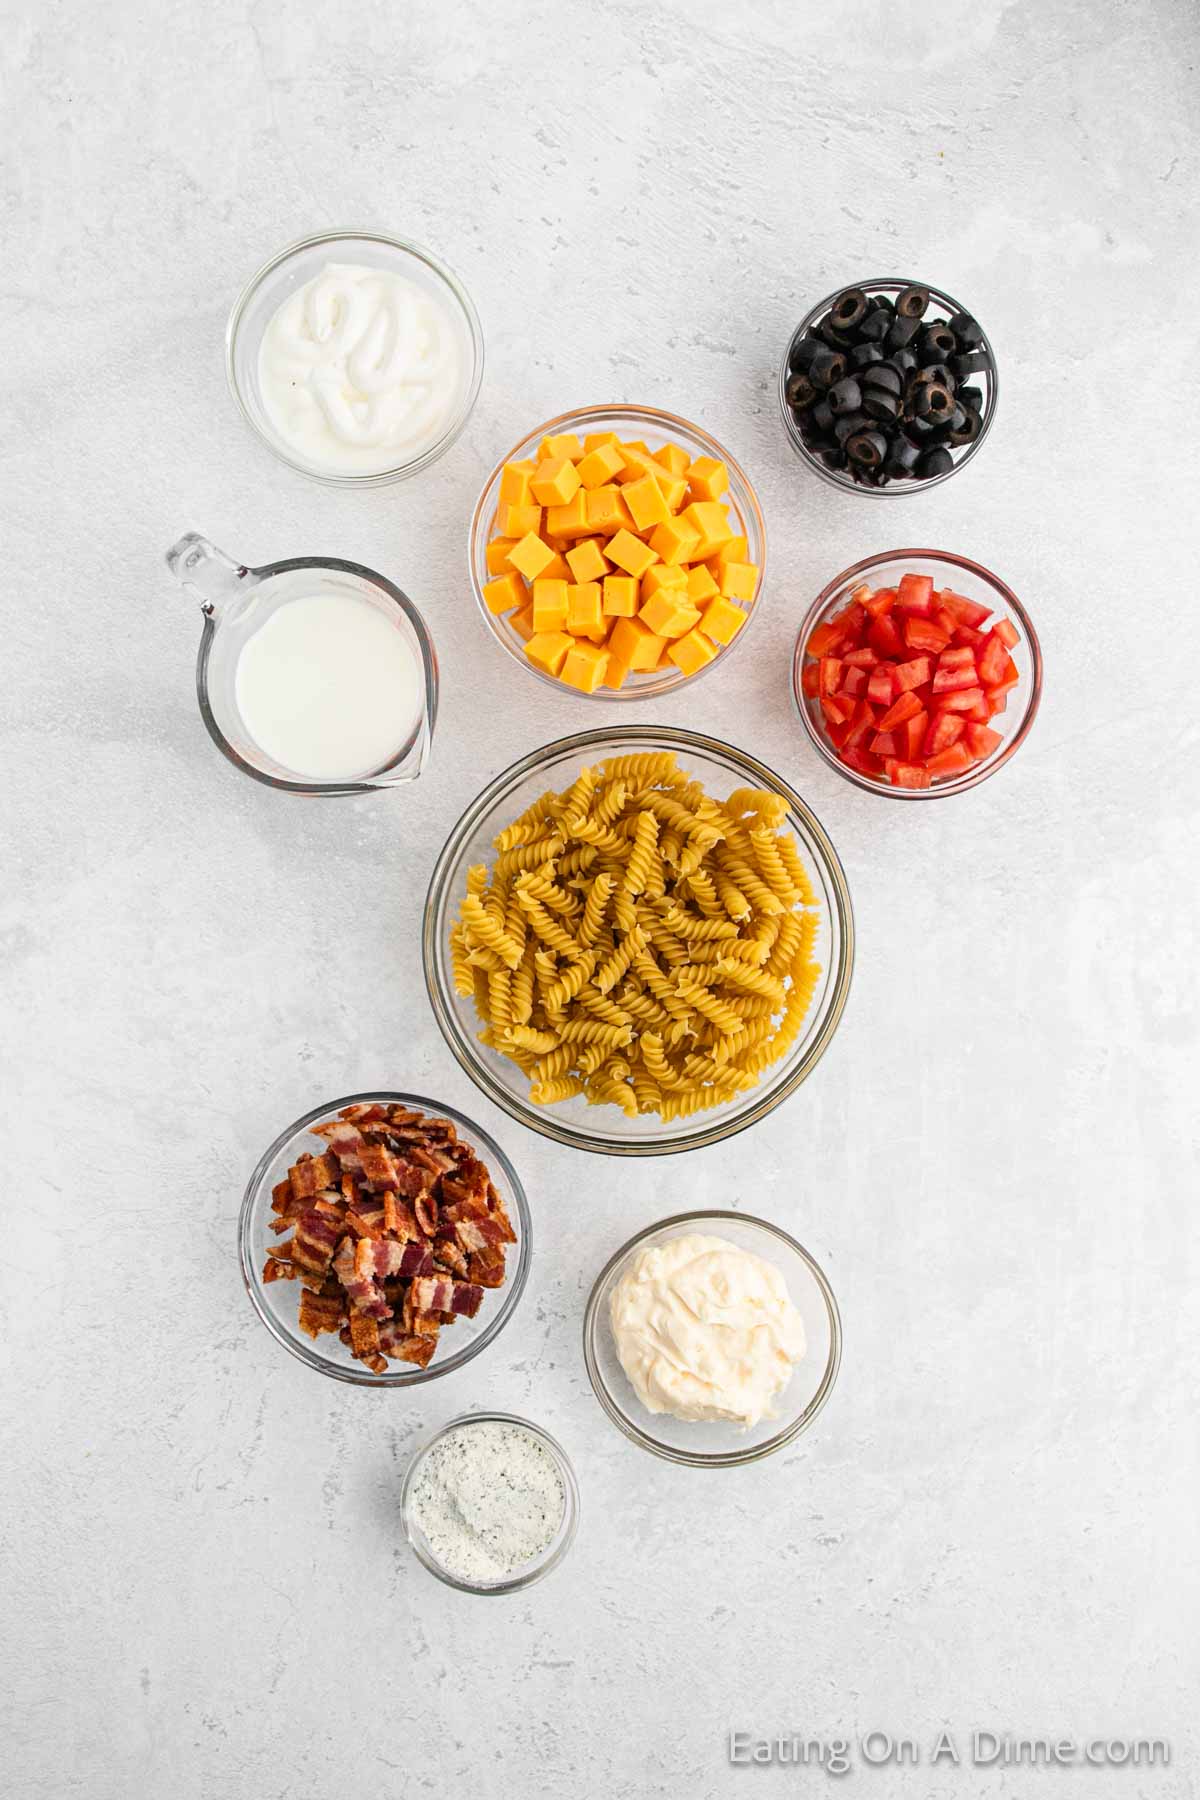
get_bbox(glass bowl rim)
[791,547,1042,801]
[778,276,998,497]
[422,724,855,1156]
[237,1089,531,1386]
[400,1408,580,1593]
[582,1208,842,1468]
[224,228,485,487]
[467,402,767,703]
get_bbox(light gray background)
[4,1,1198,1795]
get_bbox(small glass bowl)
[779,278,997,495]
[401,1411,580,1594]
[792,549,1042,801]
[423,726,855,1156]
[238,1091,530,1386]
[225,230,484,486]
[468,404,766,701]
[583,1211,841,1468]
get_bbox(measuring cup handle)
[165,533,257,616]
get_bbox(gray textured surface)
[4,2,1198,1795]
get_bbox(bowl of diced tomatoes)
[792,549,1041,797]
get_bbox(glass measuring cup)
[165,533,438,794]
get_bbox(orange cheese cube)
[603,649,633,691]
[530,456,581,507]
[498,461,535,506]
[584,430,621,452]
[566,582,603,635]
[655,442,691,477]
[719,560,758,602]
[648,515,700,566]
[655,470,689,512]
[500,501,542,539]
[538,549,572,580]
[622,473,671,532]
[510,601,535,642]
[617,444,661,483]
[577,442,626,488]
[678,501,734,560]
[560,639,610,693]
[532,578,569,634]
[608,615,667,674]
[482,571,525,615]
[686,456,729,501]
[624,439,650,454]
[686,564,720,605]
[602,575,639,617]
[545,491,591,539]
[667,627,718,677]
[585,485,634,535]
[699,595,749,647]
[641,563,688,600]
[565,538,611,585]
[639,589,702,639]
[525,631,574,677]
[712,533,749,568]
[606,528,659,579]
[508,531,558,583]
[485,537,518,576]
[538,432,584,462]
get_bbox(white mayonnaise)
[610,1233,806,1428]
[257,261,464,474]
[234,591,423,781]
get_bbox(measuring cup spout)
[165,534,258,616]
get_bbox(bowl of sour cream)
[226,230,483,485]
[583,1210,841,1467]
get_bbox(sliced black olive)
[788,333,822,373]
[948,312,984,348]
[914,380,955,421]
[862,388,902,423]
[827,375,863,416]
[958,384,983,413]
[884,436,922,476]
[890,348,918,376]
[858,306,892,342]
[949,349,991,379]
[846,429,888,468]
[818,314,855,350]
[906,412,937,437]
[819,447,847,471]
[895,284,930,319]
[918,362,955,390]
[810,399,835,433]
[833,411,871,444]
[785,371,817,409]
[807,347,845,389]
[862,362,902,396]
[886,313,921,350]
[830,287,869,330]
[920,323,957,362]
[850,342,885,369]
[917,446,954,479]
[948,407,981,447]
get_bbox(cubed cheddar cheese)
[482,571,525,615]
[560,639,609,693]
[648,515,700,566]
[538,432,584,462]
[678,501,734,560]
[508,530,558,583]
[585,485,633,535]
[576,442,626,488]
[525,631,574,677]
[639,588,701,639]
[622,473,671,533]
[711,533,749,568]
[530,456,581,507]
[566,582,603,636]
[608,615,667,673]
[545,491,591,539]
[719,560,758,602]
[532,578,569,634]
[655,470,689,512]
[698,595,748,646]
[538,550,572,580]
[510,601,535,642]
[584,430,621,452]
[655,442,690,477]
[565,537,610,585]
[641,563,688,599]
[500,501,542,539]
[498,461,535,507]
[606,528,659,579]
[602,575,639,617]
[686,455,728,501]
[485,537,518,576]
[686,563,720,605]
[667,626,718,676]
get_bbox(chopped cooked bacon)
[467,1246,508,1288]
[410,1274,455,1313]
[389,1157,429,1199]
[349,1311,382,1366]
[414,1193,439,1238]
[431,1234,469,1276]
[339,1103,388,1124]
[359,1140,400,1191]
[450,1281,483,1318]
[375,1325,437,1367]
[408,1142,457,1179]
[410,1310,442,1337]
[288,1151,339,1199]
[298,1290,345,1339]
[452,1213,510,1254]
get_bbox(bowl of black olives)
[780,280,997,493]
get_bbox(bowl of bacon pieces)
[239,1092,531,1385]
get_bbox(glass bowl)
[238,1091,530,1386]
[468,404,766,701]
[583,1210,841,1467]
[779,278,997,495]
[422,726,854,1156]
[225,230,484,486]
[401,1411,580,1593]
[792,549,1042,800]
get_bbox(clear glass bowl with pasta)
[422,727,855,1156]
[468,404,766,701]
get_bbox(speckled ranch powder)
[409,1421,565,1585]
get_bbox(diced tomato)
[888,760,932,789]
[976,632,1010,688]
[990,653,1020,694]
[843,646,879,668]
[876,690,923,733]
[830,600,867,644]
[899,709,927,760]
[937,645,975,671]
[820,692,855,727]
[892,656,932,694]
[952,623,985,651]
[993,618,1019,650]
[985,688,1008,714]
[841,664,867,699]
[924,742,973,777]
[933,608,958,639]
[904,616,951,654]
[801,662,820,697]
[923,711,966,756]
[807,621,847,657]
[931,663,979,695]
[937,589,992,630]
[818,655,844,696]
[895,573,934,615]
[843,698,876,748]
[863,585,897,617]
[868,612,905,659]
[935,685,986,714]
[867,667,896,707]
[839,744,880,777]
[965,722,1003,758]
[965,697,991,721]
[869,730,898,756]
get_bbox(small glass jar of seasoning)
[401,1411,579,1594]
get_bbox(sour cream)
[257,261,465,474]
[234,591,423,781]
[610,1233,806,1428]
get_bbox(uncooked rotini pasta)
[448,753,823,1120]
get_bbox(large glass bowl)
[422,727,854,1156]
[239,1091,530,1386]
[583,1210,841,1467]
[779,278,998,495]
[468,404,766,701]
[792,549,1042,800]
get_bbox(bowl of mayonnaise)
[226,229,483,486]
[582,1210,841,1467]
